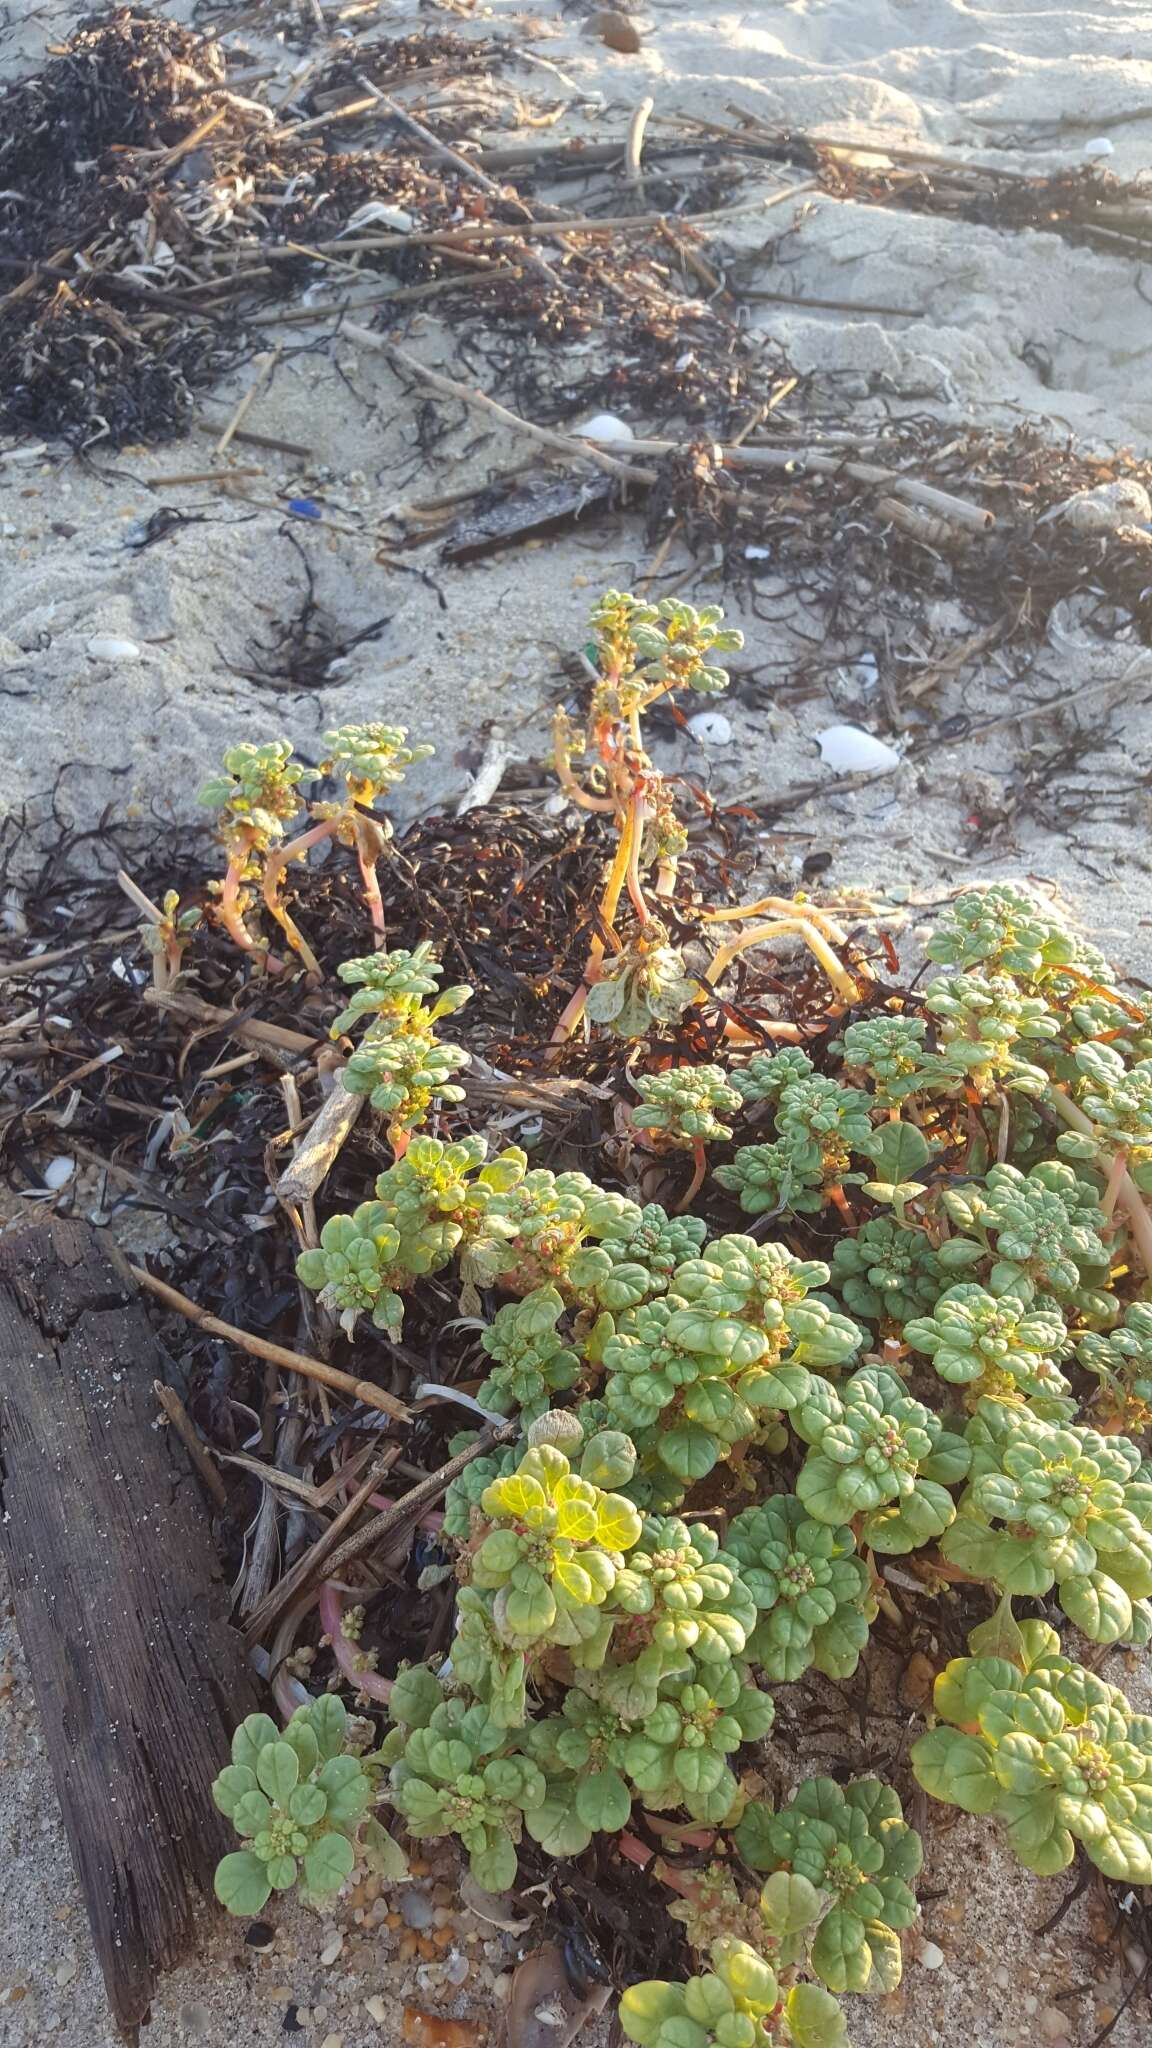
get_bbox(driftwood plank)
[0,1219,264,2039]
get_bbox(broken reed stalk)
[593,437,994,533]
[143,986,320,1056]
[129,1264,411,1420]
[344,329,658,486]
[318,1423,519,1583]
[275,1074,365,1206]
[243,1446,403,1644]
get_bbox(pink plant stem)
[677,1139,707,1214]
[318,1580,394,1704]
[353,819,388,947]
[220,850,280,967]
[263,818,337,977]
[625,792,651,926]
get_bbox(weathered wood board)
[0,1219,264,2039]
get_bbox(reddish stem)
[318,1581,393,1704]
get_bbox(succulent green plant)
[569,1202,708,1313]
[475,1285,582,1419]
[633,1066,744,1147]
[924,886,1103,982]
[295,1202,404,1334]
[199,740,312,847]
[615,1664,774,1824]
[213,1696,372,1915]
[918,972,1060,1098]
[672,1237,863,1374]
[715,1075,873,1219]
[726,1498,876,1682]
[728,1048,815,1106]
[903,1285,1072,1409]
[600,1516,758,1712]
[1072,1042,1152,1186]
[941,1401,1152,1642]
[386,1692,548,1892]
[320,722,434,801]
[793,1365,970,1554]
[1078,1301,1152,1435]
[827,1216,944,1326]
[911,1617,1152,1881]
[836,1015,926,1107]
[735,1778,922,1996]
[472,1440,643,1647]
[586,926,699,1038]
[620,1938,848,2048]
[938,1159,1111,1306]
[600,1293,791,1485]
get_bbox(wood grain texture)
[0,1219,264,2039]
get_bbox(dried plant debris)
[0,8,785,446]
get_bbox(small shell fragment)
[574,412,634,443]
[86,635,142,661]
[816,724,901,775]
[687,711,734,747]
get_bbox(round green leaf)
[212,1764,257,1819]
[256,1741,301,1807]
[303,1831,356,1896]
[288,1783,327,1827]
[231,1712,280,1773]
[214,1850,272,1917]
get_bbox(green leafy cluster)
[331,942,472,1141]
[919,972,1060,1098]
[736,1778,922,1995]
[904,1284,1072,1411]
[198,739,312,855]
[475,1286,582,1419]
[836,1016,926,1108]
[586,924,699,1038]
[715,1067,873,1218]
[924,885,1103,981]
[633,1065,745,1148]
[384,1686,548,1893]
[938,1159,1111,1307]
[942,1401,1152,1642]
[726,1497,876,1682]
[828,1217,943,1326]
[1078,1301,1152,1435]
[320,722,434,801]
[213,1697,373,1915]
[793,1365,970,1554]
[621,1938,847,2048]
[911,1618,1152,1882]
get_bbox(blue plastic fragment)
[287,497,322,519]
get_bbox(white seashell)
[687,711,734,747]
[744,544,771,560]
[43,1156,75,1190]
[1083,137,1114,159]
[816,724,901,774]
[919,1942,945,1971]
[86,635,141,661]
[574,411,634,443]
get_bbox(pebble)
[320,2037,344,2048]
[400,1889,436,1930]
[177,2005,213,2037]
[686,710,733,747]
[42,1156,75,1191]
[816,723,901,774]
[919,1942,944,1971]
[582,10,642,52]
[319,1934,344,1966]
[86,635,142,661]
[365,1995,389,2024]
[1039,2007,1071,2040]
[443,1952,470,1987]
[54,1954,77,1986]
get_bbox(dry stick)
[275,1076,366,1206]
[153,1381,229,1511]
[257,263,523,327]
[143,986,319,1056]
[626,96,655,190]
[252,182,820,262]
[129,1264,411,1421]
[345,328,658,487]
[320,1424,518,1584]
[242,1446,402,1645]
[0,930,138,982]
[588,436,993,533]
[216,346,281,456]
